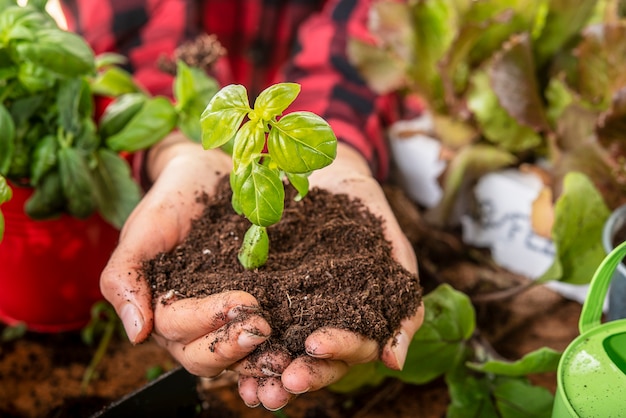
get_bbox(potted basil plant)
[0,0,217,332]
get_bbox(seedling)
[200,83,337,269]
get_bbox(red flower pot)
[0,184,120,332]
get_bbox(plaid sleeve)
[284,0,408,181]
[60,0,200,96]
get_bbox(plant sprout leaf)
[286,172,310,201]
[238,224,269,270]
[0,176,11,204]
[201,84,250,149]
[232,119,266,171]
[467,346,562,376]
[238,162,284,227]
[538,171,610,284]
[253,82,300,121]
[268,111,337,174]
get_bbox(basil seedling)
[201,83,337,269]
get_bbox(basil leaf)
[232,119,266,171]
[91,149,141,229]
[268,111,337,174]
[0,175,11,204]
[201,84,251,149]
[105,96,177,152]
[30,134,57,185]
[57,78,83,135]
[253,82,300,120]
[90,66,141,97]
[16,28,95,77]
[58,146,96,218]
[0,103,15,175]
[238,162,284,227]
[286,172,310,201]
[238,225,269,270]
[24,170,64,219]
[98,93,147,139]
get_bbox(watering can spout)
[552,241,626,417]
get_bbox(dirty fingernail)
[390,330,409,370]
[228,305,260,320]
[120,303,143,343]
[238,330,267,350]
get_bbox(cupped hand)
[233,143,425,410]
[100,133,270,375]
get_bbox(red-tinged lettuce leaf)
[538,171,610,284]
[596,87,626,156]
[489,33,550,132]
[576,22,626,109]
[433,113,479,149]
[426,143,516,226]
[467,70,543,153]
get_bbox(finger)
[238,376,261,408]
[282,356,349,395]
[304,328,379,364]
[257,376,293,411]
[153,291,265,343]
[152,314,270,377]
[380,302,425,370]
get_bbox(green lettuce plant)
[0,0,217,230]
[347,0,626,286]
[200,83,337,269]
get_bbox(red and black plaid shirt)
[60,0,420,179]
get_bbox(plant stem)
[80,316,116,393]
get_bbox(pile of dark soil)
[143,177,423,358]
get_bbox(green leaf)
[534,0,598,66]
[493,377,554,418]
[538,171,610,284]
[24,170,65,219]
[0,103,15,175]
[268,111,337,174]
[467,70,543,153]
[238,224,269,270]
[98,93,147,139]
[237,162,284,227]
[30,134,57,185]
[16,28,95,76]
[467,347,561,376]
[253,82,300,121]
[201,84,251,149]
[446,367,499,418]
[91,149,141,229]
[17,61,56,92]
[173,61,219,142]
[57,77,84,136]
[105,96,177,152]
[328,362,386,394]
[90,66,142,97]
[0,175,11,204]
[58,147,96,219]
[286,172,310,201]
[379,284,476,385]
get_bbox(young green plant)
[200,83,337,269]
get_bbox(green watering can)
[552,241,626,417]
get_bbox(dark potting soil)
[143,176,422,359]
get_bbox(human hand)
[100,133,271,376]
[233,142,425,410]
